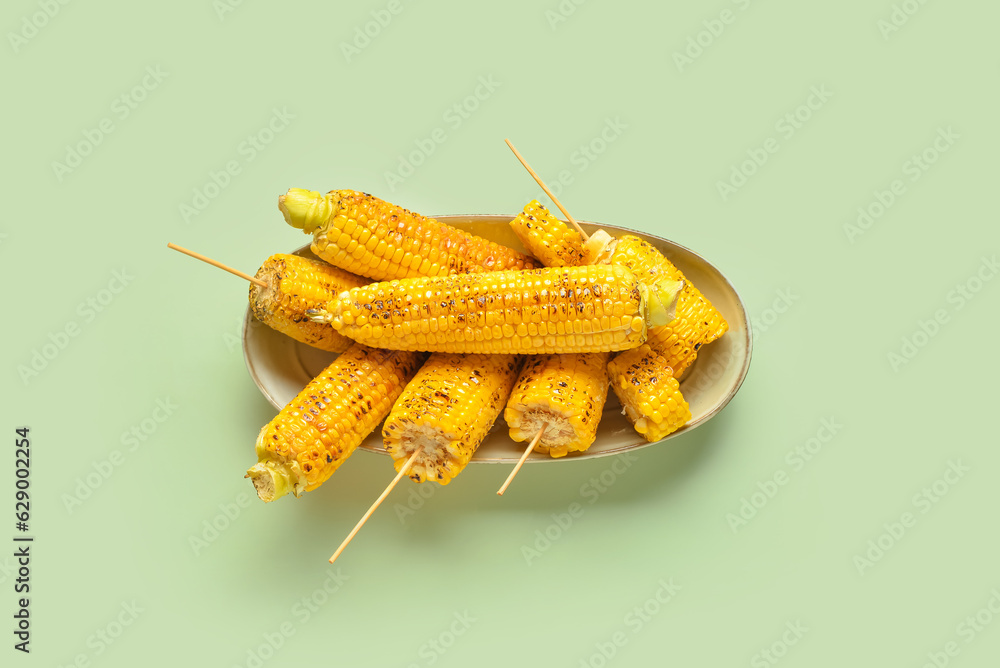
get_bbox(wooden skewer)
[329,447,424,564]
[497,428,545,496]
[504,138,589,241]
[167,242,268,289]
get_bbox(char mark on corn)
[312,264,663,355]
[382,353,522,484]
[505,352,611,458]
[607,344,691,442]
[611,235,727,375]
[246,344,426,501]
[509,200,586,267]
[250,253,367,352]
[279,188,537,282]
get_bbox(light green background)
[4,0,999,666]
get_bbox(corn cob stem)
[245,462,294,502]
[167,243,268,288]
[496,428,544,496]
[278,189,336,234]
[329,447,423,564]
[504,139,589,241]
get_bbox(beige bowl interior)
[242,216,752,464]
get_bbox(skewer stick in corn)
[504,351,612,456]
[329,446,423,564]
[504,139,588,241]
[168,243,366,352]
[383,353,523,484]
[510,200,587,268]
[497,428,544,496]
[167,242,267,288]
[249,253,367,352]
[504,147,616,265]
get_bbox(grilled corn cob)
[611,236,728,375]
[382,353,522,484]
[510,200,586,267]
[250,253,367,352]
[246,344,426,501]
[310,265,683,355]
[509,200,617,267]
[608,344,691,442]
[279,188,537,282]
[505,352,611,457]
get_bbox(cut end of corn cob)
[642,278,684,328]
[505,352,610,458]
[581,229,617,265]
[250,253,364,353]
[279,188,335,234]
[608,344,691,442]
[383,353,522,484]
[246,460,298,502]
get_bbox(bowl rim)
[242,214,753,464]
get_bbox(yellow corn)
[312,265,683,355]
[382,353,522,484]
[608,344,691,442]
[505,352,611,457]
[509,200,618,267]
[279,188,537,281]
[510,200,586,267]
[246,344,426,501]
[249,253,367,352]
[611,235,727,375]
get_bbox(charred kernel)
[505,352,611,457]
[249,253,364,353]
[286,190,537,282]
[608,344,690,443]
[611,235,728,374]
[317,265,650,354]
[247,345,426,502]
[383,353,522,485]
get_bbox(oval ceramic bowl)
[243,216,752,464]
